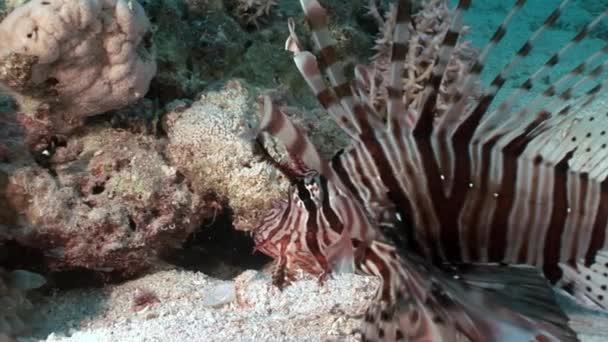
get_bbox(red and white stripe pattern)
[254,0,608,340]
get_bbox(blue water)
[448,0,608,112]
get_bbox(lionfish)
[253,0,608,340]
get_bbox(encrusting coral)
[0,118,208,278]
[0,0,156,134]
[163,81,289,231]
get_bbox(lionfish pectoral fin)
[362,254,579,341]
[361,296,461,342]
[438,263,579,342]
[360,263,467,341]
[271,255,289,290]
[324,231,356,275]
[557,249,608,310]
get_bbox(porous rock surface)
[0,0,156,132]
[163,80,289,231]
[0,111,207,278]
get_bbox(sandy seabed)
[14,268,608,342]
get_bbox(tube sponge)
[0,0,156,130]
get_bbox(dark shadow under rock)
[163,207,271,280]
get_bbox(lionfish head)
[252,166,350,284]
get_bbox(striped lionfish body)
[254,0,608,340]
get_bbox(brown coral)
[0,114,207,279]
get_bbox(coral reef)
[0,0,478,338]
[142,0,247,103]
[0,267,45,339]
[231,0,277,28]
[162,80,289,230]
[0,108,207,278]
[0,0,156,134]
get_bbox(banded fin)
[299,0,364,136]
[414,0,472,136]
[559,249,608,310]
[445,263,574,334]
[258,95,332,179]
[360,242,578,341]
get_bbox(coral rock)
[163,81,289,231]
[2,124,206,279]
[0,0,156,132]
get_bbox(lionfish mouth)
[253,0,608,340]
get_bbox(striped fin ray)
[253,192,322,287]
[464,0,573,134]
[512,73,608,272]
[525,61,608,168]
[468,5,608,187]
[515,65,608,172]
[397,0,477,261]
[299,0,361,133]
[454,8,608,264]
[459,0,572,195]
[292,51,362,139]
[534,46,608,113]
[440,0,571,134]
[255,0,608,339]
[258,96,332,178]
[258,96,398,276]
[257,96,372,233]
[559,249,608,309]
[478,8,608,139]
[482,50,606,219]
[438,0,528,129]
[422,0,577,261]
[413,0,471,136]
[431,0,529,196]
[517,66,608,181]
[385,0,412,128]
[440,0,569,182]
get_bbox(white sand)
[23,269,377,342]
[16,267,608,342]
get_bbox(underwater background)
[1,0,608,341]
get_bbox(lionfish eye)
[295,179,313,202]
